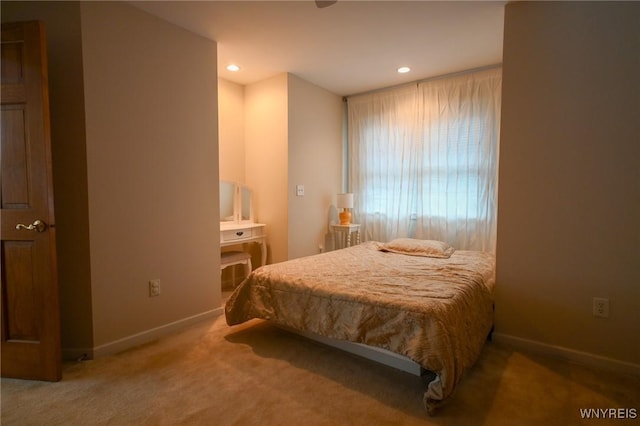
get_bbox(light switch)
[296,185,305,196]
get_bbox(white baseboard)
[63,307,224,361]
[493,332,640,377]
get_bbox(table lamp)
[337,193,354,225]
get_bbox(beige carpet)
[1,314,638,425]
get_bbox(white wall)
[496,2,639,369]
[288,74,344,259]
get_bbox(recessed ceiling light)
[397,66,411,74]
[226,64,240,72]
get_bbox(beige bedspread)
[225,241,495,414]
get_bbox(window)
[347,67,501,251]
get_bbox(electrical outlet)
[593,297,609,318]
[296,185,305,196]
[149,279,161,297]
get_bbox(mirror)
[220,181,235,222]
[220,181,254,224]
[241,186,252,222]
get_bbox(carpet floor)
[1,314,638,425]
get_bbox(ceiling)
[131,1,505,96]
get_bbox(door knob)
[15,219,47,233]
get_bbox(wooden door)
[1,21,61,381]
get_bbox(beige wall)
[496,2,639,367]
[3,1,221,355]
[218,78,246,286]
[288,74,344,259]
[244,74,290,264]
[218,78,245,183]
[229,73,344,264]
[80,2,220,348]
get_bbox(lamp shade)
[336,193,354,209]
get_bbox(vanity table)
[220,222,267,267]
[220,181,267,267]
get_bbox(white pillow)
[379,238,455,258]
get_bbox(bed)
[224,239,495,415]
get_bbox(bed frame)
[277,324,424,376]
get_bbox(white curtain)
[347,67,501,252]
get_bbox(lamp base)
[339,210,351,225]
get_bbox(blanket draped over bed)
[225,241,495,414]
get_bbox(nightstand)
[331,223,361,250]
